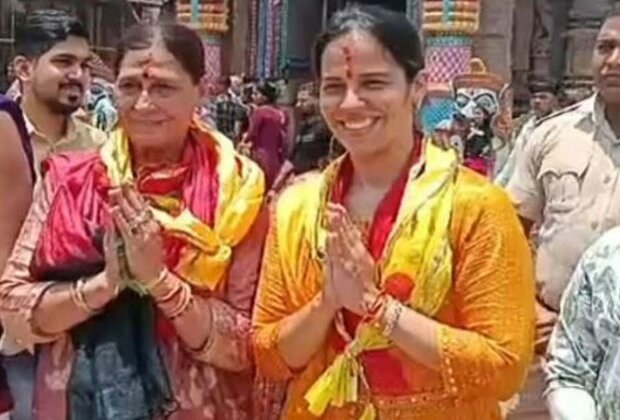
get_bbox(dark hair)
[256,81,279,104]
[530,79,559,95]
[115,23,205,84]
[313,5,424,82]
[15,10,89,58]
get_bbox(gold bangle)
[79,278,104,314]
[190,302,216,355]
[144,267,169,293]
[72,279,102,315]
[166,282,193,319]
[152,276,183,304]
[69,281,83,312]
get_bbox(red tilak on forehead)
[142,52,155,79]
[342,45,354,80]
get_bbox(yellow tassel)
[359,403,377,420]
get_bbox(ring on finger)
[129,220,142,235]
[136,209,152,226]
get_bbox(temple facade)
[479,0,620,107]
[2,0,618,102]
[0,0,172,90]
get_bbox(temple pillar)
[472,0,514,82]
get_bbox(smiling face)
[319,30,417,158]
[593,16,620,105]
[15,35,91,115]
[115,41,201,151]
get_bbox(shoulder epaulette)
[532,101,584,129]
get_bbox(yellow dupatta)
[302,141,458,419]
[100,117,265,291]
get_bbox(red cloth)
[33,131,220,342]
[246,105,286,187]
[464,156,491,177]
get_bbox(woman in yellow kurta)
[252,5,535,419]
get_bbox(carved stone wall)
[472,0,514,82]
[563,0,618,91]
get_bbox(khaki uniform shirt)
[508,95,620,311]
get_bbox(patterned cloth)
[419,97,456,134]
[249,0,259,76]
[278,0,289,75]
[546,226,620,419]
[421,36,472,133]
[425,43,472,83]
[203,37,222,82]
[213,91,248,142]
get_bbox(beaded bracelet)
[380,298,405,337]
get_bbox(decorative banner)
[203,36,222,82]
[420,0,480,133]
[176,0,230,33]
[425,43,471,83]
[248,0,259,76]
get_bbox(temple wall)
[472,0,514,82]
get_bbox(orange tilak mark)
[143,52,155,79]
[342,45,354,80]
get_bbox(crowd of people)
[0,3,619,420]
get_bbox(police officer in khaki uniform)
[506,7,620,419]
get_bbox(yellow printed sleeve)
[437,180,536,401]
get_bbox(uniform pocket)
[537,138,592,215]
[541,172,582,214]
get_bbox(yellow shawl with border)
[294,142,459,419]
[100,118,265,292]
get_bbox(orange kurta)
[253,168,535,419]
